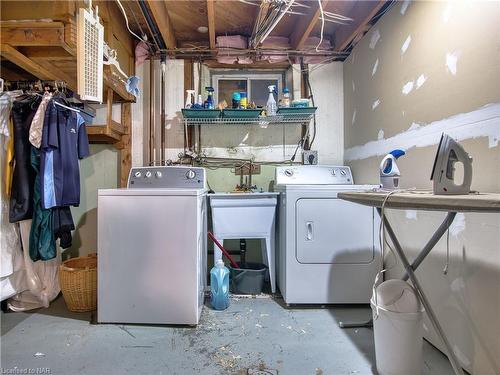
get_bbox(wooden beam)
[290,0,329,50]
[0,21,76,55]
[0,44,77,89]
[118,103,132,188]
[334,1,386,52]
[207,0,216,50]
[145,0,176,50]
[19,46,75,60]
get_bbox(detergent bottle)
[204,87,215,109]
[266,85,277,116]
[379,149,405,189]
[210,259,230,310]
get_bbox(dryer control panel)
[127,166,206,189]
[275,165,353,185]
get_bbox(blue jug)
[210,259,230,310]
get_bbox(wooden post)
[119,103,132,188]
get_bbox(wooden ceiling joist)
[290,0,329,50]
[145,0,177,50]
[0,44,77,89]
[334,1,386,52]
[207,0,216,50]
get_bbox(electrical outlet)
[303,151,318,165]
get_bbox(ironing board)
[337,190,500,375]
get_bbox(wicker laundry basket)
[59,253,97,312]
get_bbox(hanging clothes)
[41,100,89,209]
[29,91,52,148]
[53,207,75,249]
[1,93,15,196]
[9,95,41,222]
[29,147,56,261]
[0,92,12,137]
[1,93,28,301]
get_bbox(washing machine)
[274,165,381,304]
[97,166,207,325]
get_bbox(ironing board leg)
[381,214,464,375]
[340,212,457,336]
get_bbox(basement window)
[212,73,283,107]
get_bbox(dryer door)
[295,198,375,264]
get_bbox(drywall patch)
[401,35,412,55]
[402,81,414,95]
[449,213,466,237]
[446,51,461,75]
[377,129,384,140]
[416,74,427,89]
[351,110,357,125]
[405,210,418,220]
[400,0,411,15]
[372,99,381,110]
[372,59,379,77]
[369,29,381,49]
[239,132,250,146]
[352,80,355,92]
[344,104,500,161]
[408,122,421,131]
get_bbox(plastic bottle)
[266,85,277,116]
[210,259,230,310]
[232,92,241,109]
[282,88,290,108]
[205,87,215,109]
[239,92,248,109]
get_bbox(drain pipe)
[149,58,155,165]
[160,54,166,165]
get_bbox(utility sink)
[209,192,279,293]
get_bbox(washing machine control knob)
[340,170,347,176]
[331,169,336,176]
[186,170,196,179]
[284,169,294,177]
[155,171,162,178]
[145,171,152,178]
[134,171,142,178]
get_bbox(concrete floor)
[1,295,454,375]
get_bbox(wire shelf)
[183,113,315,126]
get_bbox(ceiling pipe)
[138,0,167,51]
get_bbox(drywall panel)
[343,1,500,373]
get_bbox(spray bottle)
[266,85,277,116]
[185,90,195,108]
[204,87,215,109]
[379,149,405,189]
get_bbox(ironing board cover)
[337,190,500,212]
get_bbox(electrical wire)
[116,0,150,44]
[315,0,325,52]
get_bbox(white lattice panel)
[77,7,103,102]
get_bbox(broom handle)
[208,232,240,269]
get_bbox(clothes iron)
[430,133,472,195]
[379,149,405,189]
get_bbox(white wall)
[309,62,344,164]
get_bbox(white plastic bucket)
[371,280,424,375]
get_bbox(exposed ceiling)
[127,0,391,63]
